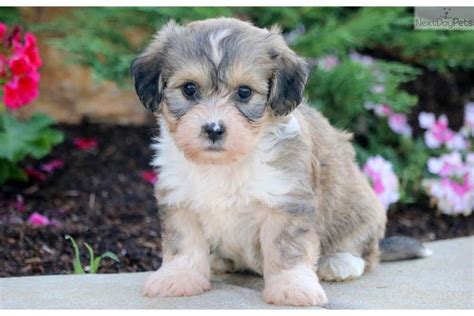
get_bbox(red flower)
[73,138,98,151]
[0,54,7,78]
[11,195,26,212]
[8,53,35,75]
[1,24,42,110]
[3,71,40,109]
[0,22,6,41]
[23,32,42,68]
[140,170,158,184]
[24,167,47,182]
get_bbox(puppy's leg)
[144,206,211,297]
[318,253,365,282]
[260,211,328,307]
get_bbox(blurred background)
[0,7,473,277]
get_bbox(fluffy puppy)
[131,18,425,307]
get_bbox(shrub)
[14,8,473,213]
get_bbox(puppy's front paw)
[263,266,328,307]
[143,268,211,298]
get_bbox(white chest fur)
[152,116,301,272]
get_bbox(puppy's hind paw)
[143,268,211,298]
[318,252,365,282]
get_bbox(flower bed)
[1,122,473,277]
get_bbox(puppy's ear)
[131,21,178,112]
[131,55,164,112]
[267,44,309,116]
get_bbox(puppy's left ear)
[268,50,309,116]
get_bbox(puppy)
[131,18,426,307]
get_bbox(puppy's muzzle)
[202,121,226,143]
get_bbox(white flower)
[446,132,469,151]
[370,84,385,94]
[349,51,374,66]
[418,111,435,129]
[464,102,474,128]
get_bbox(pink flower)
[388,113,412,137]
[74,138,98,151]
[40,159,64,173]
[319,55,339,71]
[3,71,40,109]
[368,104,412,137]
[363,156,400,210]
[140,170,158,184]
[423,114,454,149]
[427,152,464,177]
[24,167,47,182]
[373,104,393,117]
[424,152,474,215]
[28,212,51,227]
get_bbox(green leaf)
[90,251,120,274]
[0,112,63,183]
[84,242,96,273]
[0,159,27,185]
[100,251,120,263]
[65,235,85,274]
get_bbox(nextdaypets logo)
[440,7,451,19]
[415,7,474,30]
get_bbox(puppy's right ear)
[131,54,164,112]
[131,21,178,112]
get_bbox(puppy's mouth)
[204,144,225,152]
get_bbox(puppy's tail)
[379,236,433,262]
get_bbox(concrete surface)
[1,236,473,309]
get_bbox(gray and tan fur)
[131,18,429,307]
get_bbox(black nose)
[202,122,226,143]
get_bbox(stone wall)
[16,8,151,125]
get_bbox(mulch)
[1,123,473,277]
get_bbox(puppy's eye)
[237,86,252,101]
[182,82,197,99]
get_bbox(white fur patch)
[209,29,230,66]
[151,116,301,273]
[318,252,365,282]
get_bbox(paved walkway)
[1,236,473,309]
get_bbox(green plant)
[65,235,120,274]
[0,112,64,184]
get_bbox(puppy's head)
[132,18,308,164]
